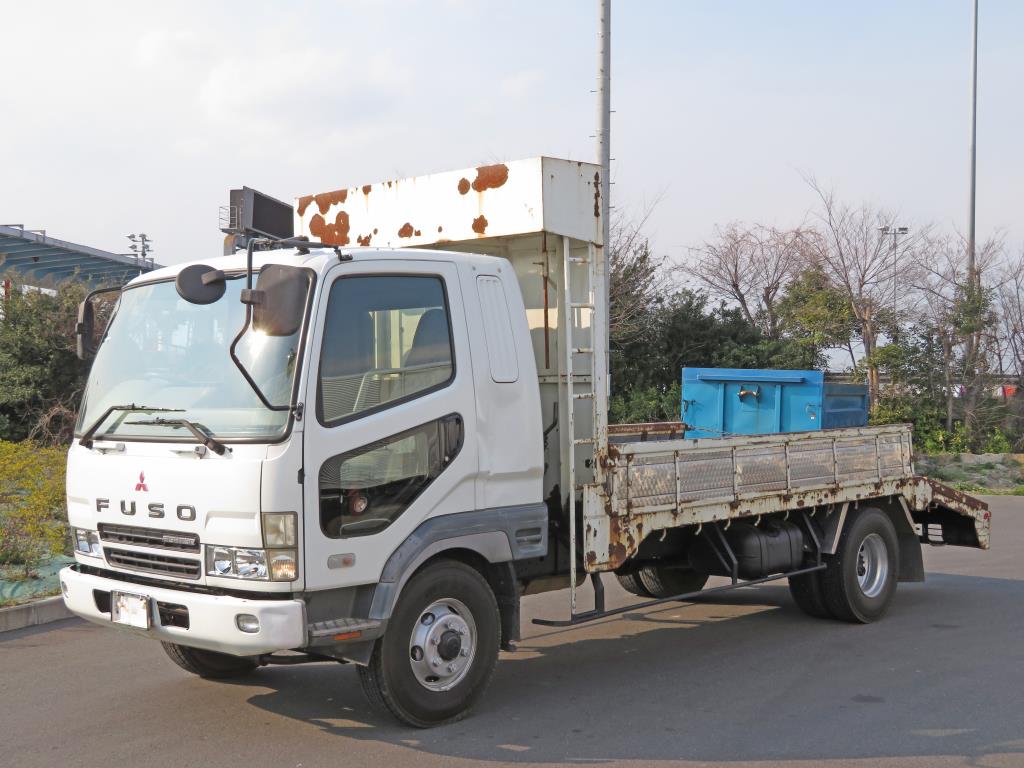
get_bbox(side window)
[475,275,519,383]
[319,414,464,538]
[317,275,454,424]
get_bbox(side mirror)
[75,300,95,360]
[176,264,226,305]
[252,265,310,337]
[76,286,121,360]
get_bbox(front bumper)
[60,566,306,656]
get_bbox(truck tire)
[616,571,653,597]
[638,565,709,599]
[358,560,500,727]
[821,507,899,623]
[788,570,831,619]
[161,642,258,679]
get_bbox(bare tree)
[806,180,926,408]
[608,212,669,345]
[688,222,808,338]
[997,248,1024,387]
[913,233,1003,432]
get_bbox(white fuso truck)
[61,158,990,727]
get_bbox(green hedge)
[0,441,68,577]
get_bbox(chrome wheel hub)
[408,598,476,692]
[856,532,889,598]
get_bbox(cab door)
[301,259,478,591]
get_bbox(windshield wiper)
[79,404,183,448]
[125,417,229,456]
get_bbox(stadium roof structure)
[0,224,161,285]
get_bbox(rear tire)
[357,560,500,727]
[821,507,899,623]
[161,642,258,679]
[788,570,832,619]
[616,571,653,597]
[637,565,709,599]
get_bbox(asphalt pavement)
[1,496,1022,768]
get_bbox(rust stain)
[314,188,348,215]
[593,171,601,218]
[357,234,372,246]
[297,195,314,217]
[310,210,351,246]
[437,225,443,233]
[471,215,488,235]
[414,229,421,237]
[372,228,378,235]
[387,180,393,188]
[398,222,414,238]
[457,177,471,195]
[362,185,372,195]
[471,163,509,193]
[308,213,325,238]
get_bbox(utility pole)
[967,0,979,291]
[596,0,611,399]
[597,0,611,254]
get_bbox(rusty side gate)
[581,423,991,575]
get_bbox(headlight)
[234,549,268,579]
[261,512,297,547]
[73,528,102,558]
[206,546,297,581]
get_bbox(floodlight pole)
[967,0,979,290]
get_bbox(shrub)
[0,441,68,577]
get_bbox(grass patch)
[0,589,60,609]
[952,481,1024,496]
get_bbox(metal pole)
[597,0,611,251]
[967,0,979,289]
[597,0,611,396]
[891,229,898,329]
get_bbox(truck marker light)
[332,630,362,641]
[327,553,356,569]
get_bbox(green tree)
[0,276,89,443]
[610,288,818,423]
[776,266,858,369]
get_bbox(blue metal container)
[681,368,868,438]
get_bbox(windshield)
[76,274,308,441]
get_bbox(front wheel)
[161,642,258,679]
[821,507,899,623]
[358,560,500,727]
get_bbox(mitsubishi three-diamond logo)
[134,471,148,492]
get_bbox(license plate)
[111,591,151,629]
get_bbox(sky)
[1,0,1020,269]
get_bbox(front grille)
[98,523,200,553]
[104,548,201,580]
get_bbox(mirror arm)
[229,237,291,413]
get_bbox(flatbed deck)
[583,424,990,571]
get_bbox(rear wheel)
[615,571,653,597]
[161,642,258,679]
[637,565,709,599]
[358,560,500,727]
[821,507,899,623]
